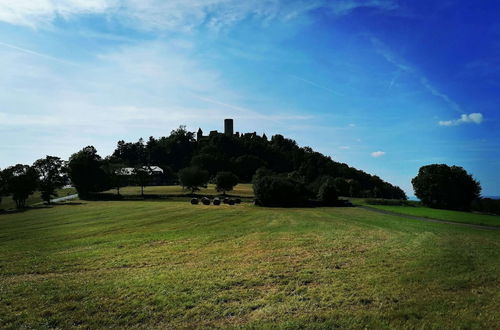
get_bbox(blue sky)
[0,0,499,196]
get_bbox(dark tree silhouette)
[253,173,308,207]
[179,167,209,194]
[133,167,151,197]
[2,164,39,209]
[215,171,238,195]
[412,164,481,210]
[0,169,9,208]
[317,178,338,205]
[33,156,67,204]
[68,146,108,199]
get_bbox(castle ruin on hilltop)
[197,118,264,140]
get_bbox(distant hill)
[108,125,407,200]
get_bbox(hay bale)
[223,197,230,204]
[234,198,241,204]
[190,198,199,205]
[201,197,211,205]
[228,199,235,205]
[213,198,221,205]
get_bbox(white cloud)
[0,0,398,30]
[371,151,385,157]
[339,146,350,150]
[438,113,484,126]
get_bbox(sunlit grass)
[0,200,498,328]
[104,183,254,198]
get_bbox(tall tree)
[133,167,151,197]
[3,164,39,209]
[68,146,108,199]
[33,156,67,204]
[412,164,481,210]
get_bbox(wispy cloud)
[438,113,484,126]
[371,36,465,114]
[0,0,398,31]
[371,151,386,157]
[288,74,344,96]
[0,40,77,66]
[419,77,462,114]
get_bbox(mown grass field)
[0,197,499,328]
[357,202,500,228]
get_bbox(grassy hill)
[0,197,499,328]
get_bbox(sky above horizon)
[0,0,499,196]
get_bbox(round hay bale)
[213,198,221,205]
[234,198,241,204]
[228,199,235,205]
[190,198,199,205]
[201,197,211,205]
[223,197,230,204]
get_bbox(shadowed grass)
[0,187,77,211]
[0,200,498,328]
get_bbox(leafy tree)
[68,146,108,199]
[179,167,209,194]
[317,178,338,205]
[32,156,67,204]
[3,164,39,209]
[412,164,481,210]
[133,167,151,197]
[215,171,239,195]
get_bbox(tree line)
[0,126,407,209]
[0,127,496,212]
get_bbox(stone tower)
[197,128,203,140]
[224,118,234,136]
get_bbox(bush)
[317,178,338,205]
[253,174,308,207]
[471,198,500,215]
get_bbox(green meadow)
[0,186,499,328]
[353,198,500,228]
